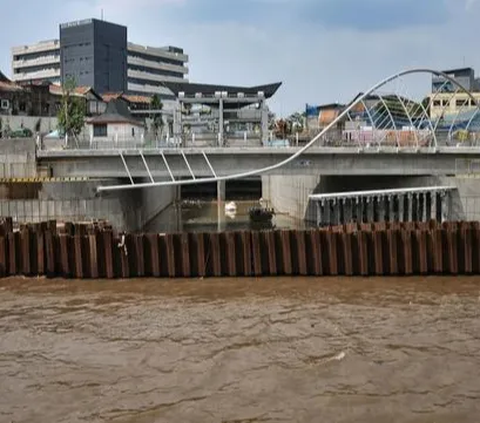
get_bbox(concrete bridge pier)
[407,194,413,222]
[397,195,404,222]
[387,196,394,221]
[436,193,443,221]
[426,194,432,221]
[315,202,322,227]
[367,199,374,222]
[324,201,332,226]
[332,199,340,226]
[353,199,361,223]
[310,186,456,226]
[343,199,353,224]
[376,196,386,222]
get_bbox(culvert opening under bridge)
[180,178,262,201]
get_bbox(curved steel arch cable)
[377,95,400,147]
[372,102,394,146]
[397,77,435,148]
[395,77,433,146]
[454,97,480,135]
[432,87,460,134]
[465,107,480,133]
[97,68,479,193]
[394,78,419,147]
[448,98,470,140]
[412,96,438,148]
[427,80,458,144]
[359,98,377,145]
[417,79,457,147]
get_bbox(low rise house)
[49,84,105,116]
[86,98,145,145]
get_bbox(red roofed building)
[101,92,152,111]
[48,84,105,115]
[1,69,104,118]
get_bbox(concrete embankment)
[0,217,478,279]
[0,138,177,231]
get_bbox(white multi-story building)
[126,43,188,99]
[11,20,188,101]
[11,39,62,85]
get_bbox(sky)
[1,0,480,116]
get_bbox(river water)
[1,276,480,422]
[145,200,312,233]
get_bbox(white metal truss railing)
[97,68,480,193]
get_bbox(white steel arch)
[98,68,480,193]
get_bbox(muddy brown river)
[0,277,480,423]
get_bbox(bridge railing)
[37,129,480,152]
[38,134,265,151]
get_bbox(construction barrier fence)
[0,218,479,279]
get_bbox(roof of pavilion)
[162,81,282,99]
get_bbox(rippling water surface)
[1,276,480,422]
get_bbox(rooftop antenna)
[101,9,104,20]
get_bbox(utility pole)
[64,86,69,146]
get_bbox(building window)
[456,99,468,108]
[433,100,442,107]
[1,99,9,110]
[93,124,107,137]
[132,127,135,137]
[19,102,26,112]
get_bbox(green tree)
[57,77,86,142]
[150,94,164,140]
[288,111,305,133]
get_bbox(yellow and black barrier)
[0,177,89,184]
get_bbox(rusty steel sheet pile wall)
[1,218,480,279]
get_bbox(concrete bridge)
[38,68,480,193]
[6,67,480,230]
[37,146,480,182]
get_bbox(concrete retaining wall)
[0,116,58,134]
[0,180,178,231]
[138,181,178,229]
[0,138,36,163]
[0,138,177,230]
[38,181,99,201]
[0,138,38,178]
[0,197,135,230]
[262,174,321,222]
[38,180,142,230]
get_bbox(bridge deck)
[37,146,480,158]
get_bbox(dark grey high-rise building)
[12,18,188,107]
[60,18,127,93]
